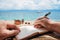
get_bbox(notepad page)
[16,25,47,40]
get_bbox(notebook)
[16,25,48,40]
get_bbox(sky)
[0,0,60,10]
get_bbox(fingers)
[5,24,20,35]
[34,24,42,29]
[34,19,45,29]
[7,24,20,32]
[0,29,20,39]
[34,20,42,26]
[0,21,20,39]
[7,30,20,36]
[7,24,16,29]
[3,30,20,39]
[34,24,44,29]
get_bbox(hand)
[34,16,49,29]
[34,20,44,29]
[34,16,52,31]
[0,21,20,40]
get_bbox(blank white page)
[16,25,47,40]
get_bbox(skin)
[34,16,60,34]
[0,21,20,40]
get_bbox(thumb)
[3,30,20,39]
[6,30,20,37]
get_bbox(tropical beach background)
[0,10,60,21]
[0,0,60,40]
[0,0,60,21]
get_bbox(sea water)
[0,10,60,21]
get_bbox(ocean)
[0,10,60,21]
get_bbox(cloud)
[0,0,60,10]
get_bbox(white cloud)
[0,0,60,10]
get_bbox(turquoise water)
[0,10,60,21]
